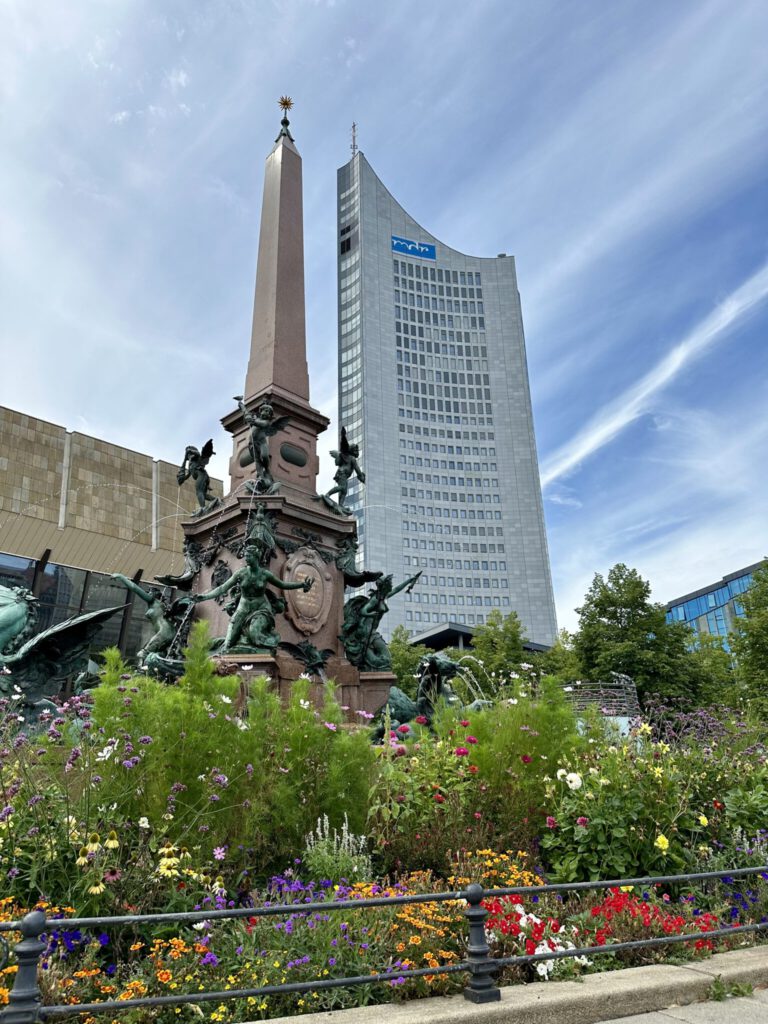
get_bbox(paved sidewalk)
[601,989,768,1024]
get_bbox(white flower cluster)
[556,768,583,790]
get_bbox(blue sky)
[1,0,767,631]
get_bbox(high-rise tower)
[336,152,557,646]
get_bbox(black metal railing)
[1,865,767,1022]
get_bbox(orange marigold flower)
[156,970,173,984]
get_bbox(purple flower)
[213,847,226,861]
[98,933,110,946]
[27,795,43,807]
[324,722,337,731]
[245,764,254,776]
[7,867,19,879]
[138,736,153,745]
[328,957,337,966]
[0,805,13,822]
[200,952,219,967]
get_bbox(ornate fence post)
[462,882,500,1003]
[1,910,47,1024]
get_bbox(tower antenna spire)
[351,121,358,157]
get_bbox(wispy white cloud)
[165,67,189,93]
[541,262,768,487]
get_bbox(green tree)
[689,632,735,705]
[572,563,704,705]
[469,608,525,683]
[388,625,429,696]
[731,560,768,713]
[532,628,583,682]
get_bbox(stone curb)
[241,945,768,1024]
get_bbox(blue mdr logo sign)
[391,235,436,261]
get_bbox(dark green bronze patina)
[340,571,422,671]
[178,439,222,517]
[235,396,291,495]
[191,540,313,653]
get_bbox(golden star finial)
[278,96,294,113]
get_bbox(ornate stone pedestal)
[183,492,373,715]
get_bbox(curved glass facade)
[665,562,761,651]
[336,152,557,646]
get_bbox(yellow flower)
[85,833,101,854]
[76,848,89,867]
[637,722,652,736]
[698,814,709,827]
[88,881,106,895]
[654,834,670,854]
[105,831,120,850]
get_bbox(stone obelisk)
[181,100,390,715]
[221,102,329,497]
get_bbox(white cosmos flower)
[565,772,583,791]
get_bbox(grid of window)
[665,570,755,650]
[336,154,557,643]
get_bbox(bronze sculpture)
[0,583,122,724]
[323,427,365,514]
[334,537,383,588]
[111,574,189,666]
[190,541,313,653]
[340,571,422,671]
[178,439,221,516]
[234,396,290,494]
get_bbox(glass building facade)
[0,549,157,659]
[665,562,762,650]
[336,152,557,645]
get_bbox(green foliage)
[689,632,735,705]
[731,560,768,713]
[301,813,373,882]
[1,622,378,905]
[573,563,706,705]
[467,680,587,845]
[368,685,586,872]
[531,629,582,682]
[708,976,753,1001]
[469,609,525,683]
[539,735,709,880]
[387,625,429,696]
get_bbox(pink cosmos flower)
[546,816,558,829]
[324,722,337,731]
[213,846,226,861]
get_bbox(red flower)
[454,746,470,757]
[468,765,479,774]
[546,816,558,829]
[414,715,428,725]
[460,720,470,727]
[433,793,445,804]
[466,735,478,744]
[397,724,410,734]
[521,754,532,764]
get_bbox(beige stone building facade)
[0,405,223,654]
